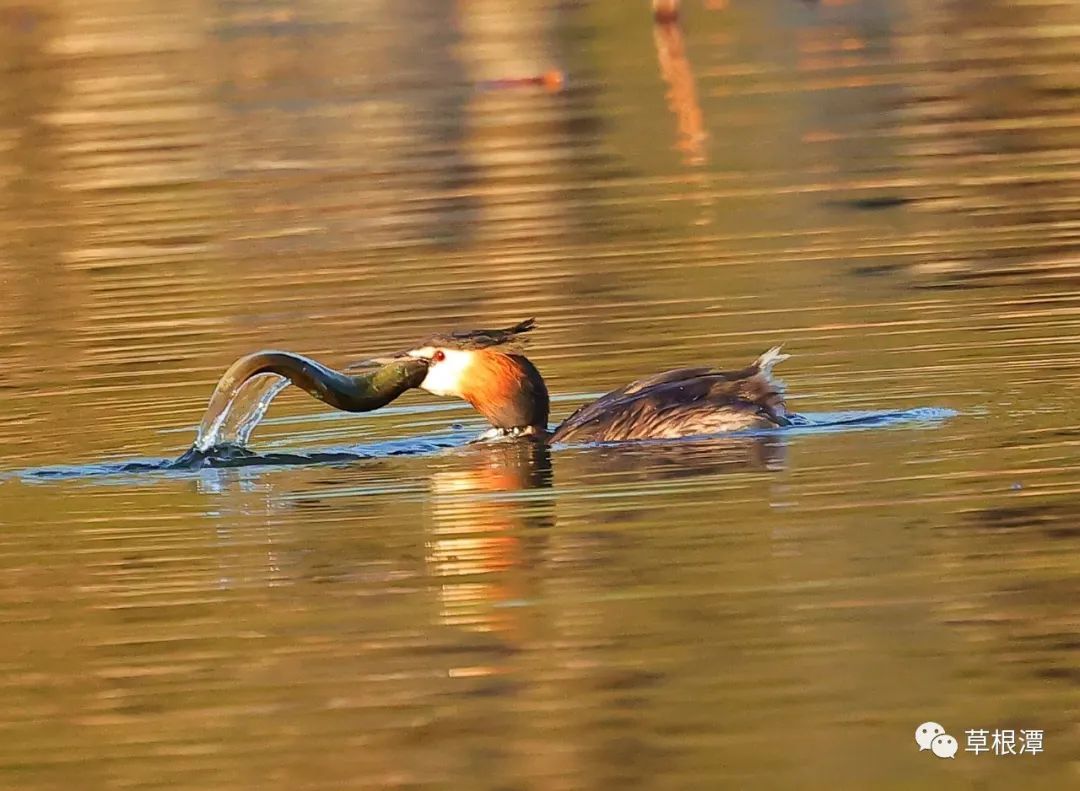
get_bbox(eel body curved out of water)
[201,350,429,416]
[188,351,429,457]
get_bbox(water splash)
[231,376,292,446]
[19,434,466,480]
[194,373,290,451]
[783,407,958,433]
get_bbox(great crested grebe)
[360,319,792,442]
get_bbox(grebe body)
[366,319,791,443]
[550,347,789,442]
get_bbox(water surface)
[1,0,1078,788]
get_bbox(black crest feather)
[419,318,536,351]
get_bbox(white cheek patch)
[411,348,471,396]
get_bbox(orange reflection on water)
[426,443,553,636]
[652,16,707,166]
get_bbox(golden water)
[0,0,1077,788]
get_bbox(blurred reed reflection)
[652,6,707,165]
[0,4,72,393]
[903,0,1080,285]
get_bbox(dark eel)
[200,350,429,416]
[175,351,429,466]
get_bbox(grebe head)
[373,319,550,434]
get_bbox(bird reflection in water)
[425,440,554,637]
[424,433,783,638]
[575,434,785,482]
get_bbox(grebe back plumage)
[551,346,790,442]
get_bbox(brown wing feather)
[552,352,788,443]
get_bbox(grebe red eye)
[432,350,446,363]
